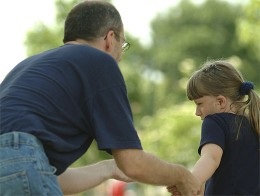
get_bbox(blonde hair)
[187,60,260,135]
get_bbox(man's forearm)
[113,149,198,192]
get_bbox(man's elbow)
[113,149,145,181]
[120,165,143,180]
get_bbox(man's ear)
[216,95,227,109]
[104,30,115,52]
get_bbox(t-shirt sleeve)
[198,116,226,155]
[91,85,142,153]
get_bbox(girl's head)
[187,60,260,134]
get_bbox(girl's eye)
[194,100,202,105]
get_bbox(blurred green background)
[24,0,260,195]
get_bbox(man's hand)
[167,171,203,196]
[173,167,201,196]
[167,185,181,196]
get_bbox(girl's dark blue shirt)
[0,44,142,175]
[199,113,259,195]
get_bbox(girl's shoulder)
[206,113,246,122]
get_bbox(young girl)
[168,60,259,195]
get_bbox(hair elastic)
[239,81,254,95]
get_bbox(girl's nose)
[195,108,201,116]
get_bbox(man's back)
[0,44,136,174]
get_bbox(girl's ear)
[216,95,227,109]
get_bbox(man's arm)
[58,159,132,195]
[112,149,201,195]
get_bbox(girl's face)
[193,95,222,120]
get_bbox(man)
[0,1,201,195]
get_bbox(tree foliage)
[139,102,201,168]
[142,0,259,105]
[237,0,260,59]
[25,0,79,55]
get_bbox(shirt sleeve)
[198,116,226,155]
[90,84,142,153]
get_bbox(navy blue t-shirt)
[0,44,142,175]
[198,113,259,195]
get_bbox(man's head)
[63,1,122,43]
[63,1,128,62]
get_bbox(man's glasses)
[122,42,130,52]
[104,31,130,52]
[114,32,130,52]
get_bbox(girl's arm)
[191,143,223,191]
[58,159,132,195]
[167,144,222,195]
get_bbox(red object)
[111,181,127,196]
